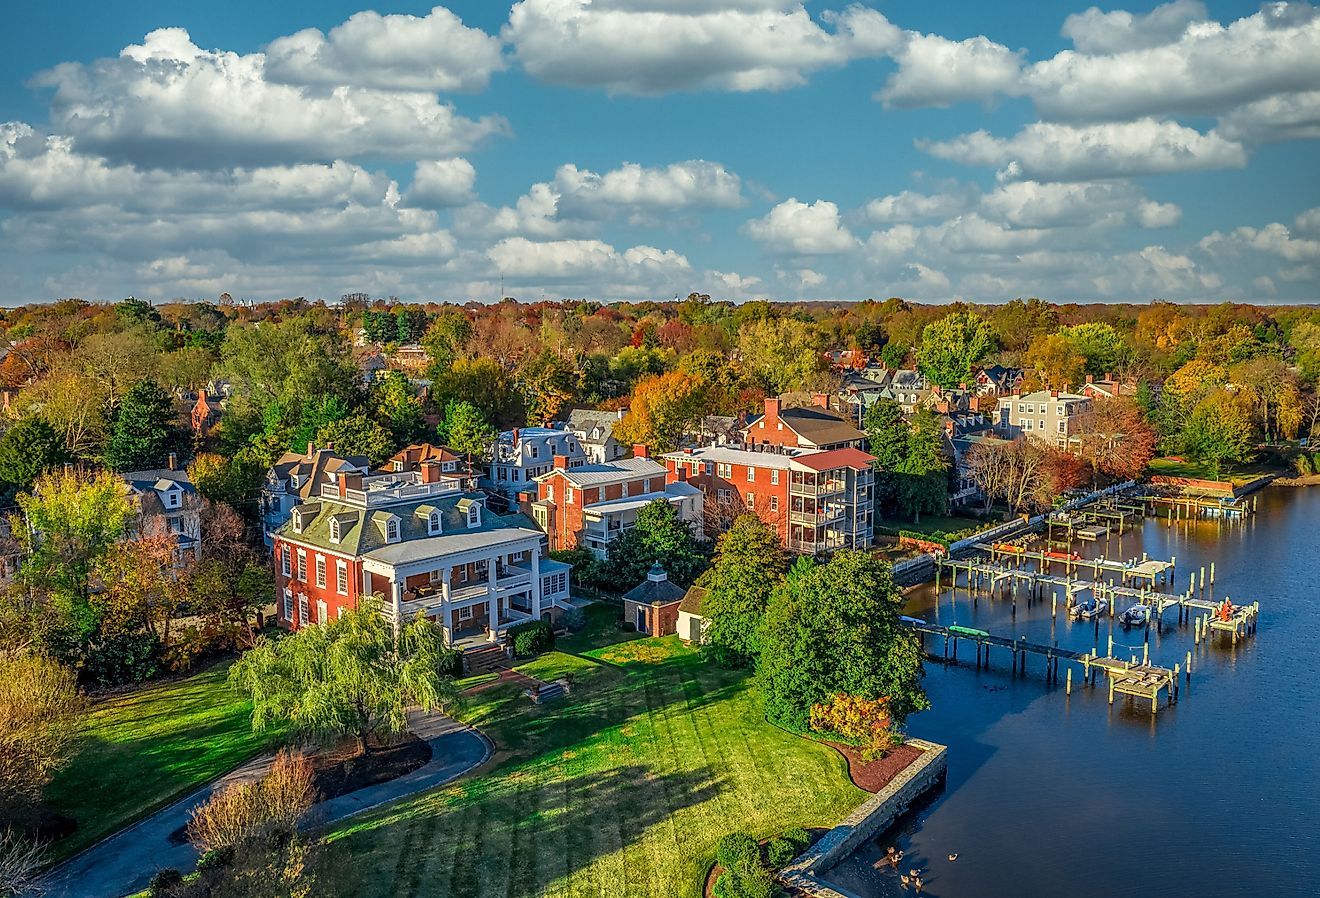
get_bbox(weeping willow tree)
[230,598,459,755]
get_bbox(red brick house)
[272,463,571,647]
[529,445,704,557]
[621,563,687,636]
[743,396,866,451]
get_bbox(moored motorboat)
[1120,604,1149,627]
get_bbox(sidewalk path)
[44,712,490,898]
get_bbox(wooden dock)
[902,619,1180,714]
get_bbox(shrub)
[713,866,775,898]
[79,629,163,687]
[508,620,554,657]
[714,832,760,871]
[0,654,85,821]
[187,750,316,853]
[809,693,897,761]
[1294,454,1313,475]
[148,868,184,898]
[0,829,45,898]
[765,836,797,868]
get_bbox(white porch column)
[530,547,542,621]
[486,554,498,641]
[440,566,453,646]
[390,579,403,639]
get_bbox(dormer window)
[329,517,341,543]
[291,509,304,533]
[530,445,539,459]
[165,490,180,508]
[289,473,300,489]
[386,518,400,543]
[467,505,480,528]
[428,511,441,535]
[393,460,404,472]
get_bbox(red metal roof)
[791,447,876,471]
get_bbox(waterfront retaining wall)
[780,738,948,898]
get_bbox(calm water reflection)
[826,486,1320,898]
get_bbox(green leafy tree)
[1059,322,1126,377]
[229,599,459,756]
[700,514,788,668]
[15,469,132,608]
[1182,391,1254,478]
[439,400,496,465]
[369,371,427,445]
[758,551,927,731]
[916,312,994,390]
[736,318,827,394]
[0,416,68,491]
[863,401,948,522]
[315,414,394,467]
[0,653,86,824]
[430,358,524,428]
[103,379,176,472]
[289,395,351,455]
[519,350,578,425]
[878,342,908,370]
[604,500,707,591]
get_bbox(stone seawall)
[780,738,948,898]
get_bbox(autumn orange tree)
[1074,397,1158,482]
[614,370,707,453]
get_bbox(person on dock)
[1216,598,1235,622]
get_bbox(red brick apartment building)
[744,396,867,451]
[662,443,876,554]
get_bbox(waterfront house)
[662,442,875,553]
[271,465,571,648]
[995,390,1093,449]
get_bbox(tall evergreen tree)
[0,416,68,491]
[104,379,176,472]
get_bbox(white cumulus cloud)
[32,27,508,168]
[744,198,858,255]
[265,7,505,92]
[920,119,1247,181]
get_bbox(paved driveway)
[44,713,490,898]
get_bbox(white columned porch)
[486,553,498,641]
[531,549,541,621]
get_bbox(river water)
[826,485,1320,898]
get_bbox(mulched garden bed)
[826,741,924,794]
[309,732,432,801]
[167,733,432,845]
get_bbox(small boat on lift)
[1070,597,1108,619]
[1119,604,1150,628]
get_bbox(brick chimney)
[307,441,315,459]
[811,392,829,408]
[1050,390,1059,399]
[764,397,781,426]
[167,452,176,471]
[338,471,363,498]
[553,454,569,471]
[420,460,441,484]
[633,444,649,459]
[1086,374,1094,384]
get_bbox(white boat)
[1120,604,1149,627]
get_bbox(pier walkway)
[901,619,1181,714]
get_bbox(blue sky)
[0,1,1317,305]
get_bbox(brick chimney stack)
[420,460,441,484]
[811,392,829,409]
[553,454,569,471]
[764,397,781,426]
[307,441,315,459]
[633,444,649,459]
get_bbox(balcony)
[788,506,846,526]
[788,478,848,497]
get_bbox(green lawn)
[555,601,639,655]
[326,638,864,898]
[43,660,276,861]
[1145,456,1273,485]
[879,513,987,539]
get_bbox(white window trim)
[336,560,348,595]
[315,556,326,588]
